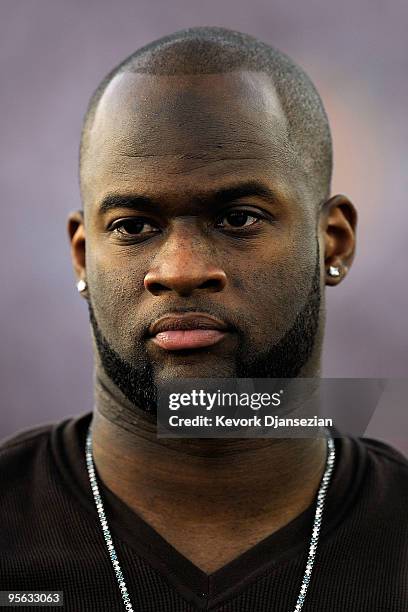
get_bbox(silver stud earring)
[76,279,87,293]
[328,265,340,278]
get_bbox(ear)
[319,194,357,286]
[67,210,87,297]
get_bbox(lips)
[148,313,230,351]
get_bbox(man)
[1,26,407,612]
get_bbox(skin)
[68,70,357,573]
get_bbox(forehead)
[82,70,304,209]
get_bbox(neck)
[91,363,327,531]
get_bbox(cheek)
[86,249,149,345]
[230,234,319,342]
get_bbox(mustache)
[141,303,241,339]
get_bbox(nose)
[144,226,227,297]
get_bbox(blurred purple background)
[1,1,407,452]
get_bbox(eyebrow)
[97,180,279,214]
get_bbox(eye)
[215,210,262,230]
[110,218,160,237]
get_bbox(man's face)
[80,70,324,410]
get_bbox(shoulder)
[0,418,67,463]
[0,418,73,480]
[0,423,58,517]
[359,435,408,471]
[356,435,408,508]
[0,415,88,524]
[0,422,55,452]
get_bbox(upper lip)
[149,312,230,336]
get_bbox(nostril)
[145,281,169,296]
[199,278,223,291]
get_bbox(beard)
[88,244,321,416]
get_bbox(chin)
[154,356,236,381]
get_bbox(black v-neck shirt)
[0,411,407,611]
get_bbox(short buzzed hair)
[80,26,333,204]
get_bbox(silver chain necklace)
[85,425,335,612]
